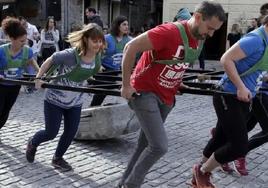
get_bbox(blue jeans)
[121,92,174,188]
[32,100,81,158]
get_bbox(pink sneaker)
[233,157,248,176]
[220,163,233,173]
[210,127,216,137]
[191,174,197,188]
[193,164,215,188]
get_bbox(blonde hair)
[231,23,241,34]
[66,23,105,56]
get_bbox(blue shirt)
[219,26,268,96]
[0,44,33,79]
[101,34,131,70]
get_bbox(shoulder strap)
[173,22,189,53]
[92,53,101,75]
[109,34,117,54]
[2,44,29,67]
[45,48,79,79]
[240,29,268,77]
[22,46,29,66]
[3,44,11,63]
[151,23,189,65]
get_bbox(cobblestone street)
[0,62,268,188]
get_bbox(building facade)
[163,0,268,59]
[0,0,162,37]
[0,0,266,60]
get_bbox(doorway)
[204,13,228,60]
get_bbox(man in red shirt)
[119,1,226,188]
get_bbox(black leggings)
[0,84,21,129]
[90,67,119,107]
[246,93,268,152]
[203,95,250,164]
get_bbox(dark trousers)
[90,67,118,107]
[42,46,56,62]
[246,93,268,152]
[203,95,250,164]
[31,100,81,158]
[90,94,106,107]
[0,84,21,129]
[198,48,205,70]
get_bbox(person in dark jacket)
[85,7,103,28]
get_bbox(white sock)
[200,166,207,174]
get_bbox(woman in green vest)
[90,15,132,106]
[0,17,39,134]
[26,23,105,171]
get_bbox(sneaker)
[220,163,233,173]
[24,86,33,94]
[210,127,216,137]
[233,157,248,176]
[52,157,73,172]
[210,128,233,173]
[26,137,37,163]
[193,164,215,188]
[191,174,198,188]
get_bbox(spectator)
[173,8,191,21]
[227,23,242,49]
[85,7,103,28]
[0,16,11,45]
[247,18,258,33]
[18,16,40,59]
[40,16,59,63]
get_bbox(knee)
[232,143,248,158]
[46,131,58,140]
[150,142,168,156]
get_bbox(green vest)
[46,48,101,83]
[240,29,268,77]
[154,22,203,66]
[2,44,29,69]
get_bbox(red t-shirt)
[131,21,198,105]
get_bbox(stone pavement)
[1,61,268,188]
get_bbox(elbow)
[220,53,228,66]
[123,41,138,56]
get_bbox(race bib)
[4,68,19,78]
[112,53,123,66]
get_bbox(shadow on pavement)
[0,141,101,187]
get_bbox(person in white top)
[0,16,11,45]
[40,16,59,63]
[18,16,40,58]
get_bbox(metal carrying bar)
[0,77,237,97]
[0,78,121,96]
[2,69,241,97]
[180,87,236,97]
